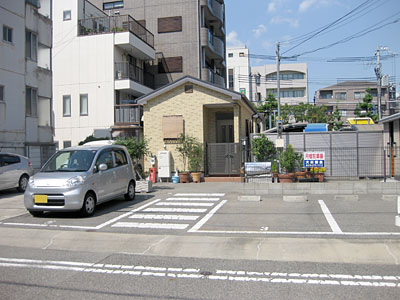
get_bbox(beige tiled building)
[137,76,256,174]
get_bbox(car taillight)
[28,160,32,167]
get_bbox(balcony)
[203,68,225,87]
[202,0,224,24]
[26,0,40,8]
[114,104,143,125]
[201,28,225,61]
[115,62,154,96]
[78,15,155,60]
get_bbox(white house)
[0,0,54,169]
[52,0,156,148]
[226,46,252,100]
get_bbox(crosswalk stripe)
[175,193,225,197]
[112,222,189,230]
[166,197,220,201]
[129,214,200,221]
[156,202,214,207]
[144,208,208,213]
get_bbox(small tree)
[278,144,302,173]
[188,142,204,172]
[115,137,150,178]
[176,134,198,172]
[251,135,276,162]
[256,94,278,129]
[354,88,378,122]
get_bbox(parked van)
[24,144,136,217]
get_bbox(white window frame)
[63,10,71,21]
[80,94,88,116]
[63,95,71,117]
[26,87,38,117]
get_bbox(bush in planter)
[176,134,202,182]
[189,142,204,183]
[251,135,276,162]
[278,144,302,174]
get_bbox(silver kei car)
[0,153,34,192]
[24,144,136,217]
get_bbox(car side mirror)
[99,163,108,172]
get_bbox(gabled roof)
[136,76,256,113]
[318,81,377,91]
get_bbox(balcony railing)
[115,62,154,89]
[26,0,40,8]
[114,104,143,125]
[207,0,223,23]
[78,15,154,48]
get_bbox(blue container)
[172,176,180,184]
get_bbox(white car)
[0,153,34,192]
[24,144,136,217]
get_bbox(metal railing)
[114,104,143,125]
[115,62,154,89]
[207,0,223,22]
[26,0,40,8]
[78,15,154,48]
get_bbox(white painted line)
[0,257,398,288]
[175,193,225,197]
[2,222,98,230]
[144,208,208,213]
[156,202,214,207]
[318,200,343,234]
[188,200,227,232]
[167,197,220,201]
[129,214,200,221]
[111,222,189,230]
[195,230,400,236]
[95,199,162,229]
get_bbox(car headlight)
[66,175,86,187]
[28,177,35,187]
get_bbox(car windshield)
[41,150,97,172]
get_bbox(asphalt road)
[0,183,399,299]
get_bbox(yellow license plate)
[34,195,48,204]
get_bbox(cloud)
[270,16,299,28]
[226,31,245,47]
[268,2,276,13]
[299,0,317,13]
[252,24,267,38]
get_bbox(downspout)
[198,0,202,79]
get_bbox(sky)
[225,0,400,101]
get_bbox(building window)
[184,85,193,93]
[255,92,261,101]
[354,92,365,99]
[0,85,4,102]
[63,10,71,21]
[266,72,305,80]
[103,1,124,10]
[340,110,347,117]
[63,141,71,149]
[335,92,346,100]
[228,69,234,90]
[255,74,261,85]
[267,89,305,98]
[80,94,88,116]
[3,25,13,43]
[158,16,182,33]
[158,56,183,73]
[162,115,184,140]
[239,52,245,57]
[25,87,37,117]
[25,31,37,61]
[228,53,233,58]
[63,95,71,117]
[320,91,333,99]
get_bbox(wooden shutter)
[163,115,184,139]
[158,16,182,33]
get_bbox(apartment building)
[0,0,54,169]
[52,0,156,147]
[89,0,227,88]
[250,63,308,104]
[314,81,394,122]
[226,46,251,99]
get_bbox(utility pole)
[375,45,382,120]
[276,41,282,138]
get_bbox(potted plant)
[176,133,198,183]
[188,142,204,183]
[310,167,326,182]
[271,161,279,183]
[295,155,306,181]
[278,144,302,183]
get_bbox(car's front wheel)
[80,192,96,217]
[17,174,29,192]
[124,180,136,201]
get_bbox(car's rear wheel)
[17,174,29,192]
[80,192,96,217]
[124,180,136,201]
[28,210,43,217]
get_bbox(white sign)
[304,151,325,168]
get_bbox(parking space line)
[318,200,343,234]
[156,202,215,207]
[188,200,227,233]
[166,197,220,201]
[129,214,200,221]
[175,193,225,197]
[112,222,189,230]
[144,208,208,213]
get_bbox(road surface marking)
[318,200,343,233]
[111,222,189,230]
[166,197,220,201]
[129,214,200,221]
[0,257,398,288]
[188,200,227,232]
[175,193,225,197]
[144,208,208,213]
[156,202,214,207]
